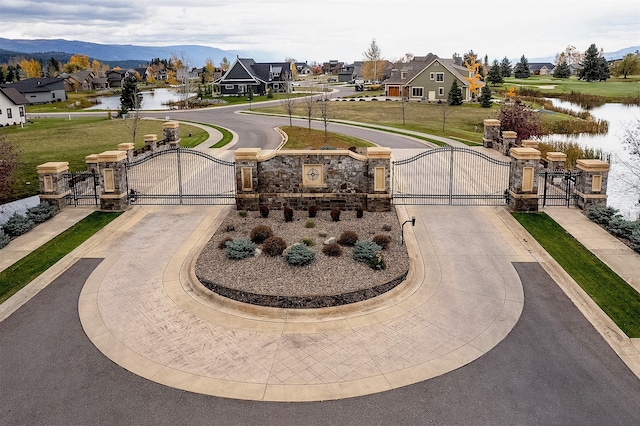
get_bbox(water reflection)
[86,88,192,111]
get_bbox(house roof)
[0,87,28,105]
[1,77,64,93]
[529,62,555,71]
[385,53,439,84]
[217,58,292,85]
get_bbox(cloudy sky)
[1,0,638,63]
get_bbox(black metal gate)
[63,170,101,206]
[392,146,511,206]
[125,148,236,205]
[537,169,581,207]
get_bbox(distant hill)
[529,46,640,63]
[0,38,253,67]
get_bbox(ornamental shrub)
[262,236,287,256]
[372,234,392,250]
[26,202,56,224]
[305,219,315,228]
[369,251,387,270]
[250,225,273,244]
[218,237,233,249]
[352,240,383,264]
[259,204,270,218]
[238,210,248,218]
[586,205,619,226]
[301,237,315,247]
[284,207,294,222]
[330,207,341,222]
[356,207,364,218]
[284,243,315,266]
[2,212,35,237]
[308,205,317,218]
[606,216,638,239]
[630,228,640,254]
[224,238,256,260]
[337,230,358,246]
[322,242,343,257]
[0,228,10,249]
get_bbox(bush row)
[0,202,57,249]
[253,205,366,222]
[586,206,640,253]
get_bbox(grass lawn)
[1,117,209,202]
[0,211,122,304]
[500,75,640,99]
[280,126,375,149]
[513,212,640,338]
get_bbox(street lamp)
[401,216,416,244]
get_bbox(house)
[529,63,555,75]
[295,62,312,75]
[338,64,356,83]
[0,87,28,126]
[106,68,148,87]
[58,70,96,92]
[215,58,293,96]
[384,54,479,102]
[322,60,344,75]
[0,78,66,104]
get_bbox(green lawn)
[0,211,122,304]
[513,212,640,338]
[499,75,640,99]
[1,117,210,202]
[280,126,375,149]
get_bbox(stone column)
[85,154,99,175]
[234,148,262,211]
[143,134,157,152]
[118,143,135,162]
[508,147,541,212]
[483,119,500,149]
[502,131,517,155]
[546,152,567,170]
[97,150,128,211]
[37,162,69,212]
[575,159,609,211]
[163,121,180,148]
[366,147,392,212]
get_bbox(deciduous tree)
[498,100,544,143]
[220,57,230,71]
[611,53,640,79]
[464,53,483,97]
[555,45,583,68]
[18,58,41,78]
[0,134,20,203]
[363,38,384,82]
[63,54,90,73]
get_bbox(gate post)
[546,152,567,170]
[234,148,261,211]
[36,162,69,212]
[163,122,180,148]
[575,159,609,212]
[366,147,392,212]
[143,134,158,152]
[508,147,540,212]
[483,119,500,148]
[96,150,128,211]
[118,143,134,161]
[501,131,517,156]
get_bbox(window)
[412,87,423,98]
[436,72,444,82]
[225,84,234,89]
[7,109,12,118]
[52,92,55,98]
[401,71,407,79]
[438,87,444,96]
[430,72,434,80]
[19,107,24,117]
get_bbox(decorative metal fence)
[125,148,236,205]
[537,169,581,207]
[63,170,101,206]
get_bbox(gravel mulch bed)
[195,208,410,308]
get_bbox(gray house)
[1,78,66,104]
[216,58,293,96]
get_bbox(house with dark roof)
[384,54,479,102]
[216,58,293,96]
[0,78,66,104]
[0,87,28,126]
[529,63,555,75]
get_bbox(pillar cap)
[483,119,500,126]
[522,139,539,148]
[118,143,135,151]
[235,148,262,160]
[85,154,99,163]
[37,162,69,174]
[576,159,609,172]
[510,147,541,160]
[546,151,567,161]
[367,147,392,159]
[502,131,517,139]
[143,134,158,141]
[163,121,179,129]
[97,150,127,162]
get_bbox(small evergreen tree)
[448,80,463,105]
[553,60,571,78]
[479,85,493,108]
[513,55,530,78]
[486,59,503,85]
[579,43,610,82]
[500,56,512,77]
[119,77,143,115]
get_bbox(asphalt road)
[2,259,639,426]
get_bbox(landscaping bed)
[195,208,410,308]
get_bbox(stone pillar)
[163,121,180,148]
[575,159,609,211]
[234,148,261,211]
[366,147,392,212]
[85,154,99,175]
[143,134,157,152]
[37,162,69,212]
[508,147,541,212]
[546,152,567,171]
[97,150,128,211]
[118,143,135,162]
[502,131,517,155]
[483,119,500,148]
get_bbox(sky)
[1,0,639,64]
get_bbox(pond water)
[543,100,640,219]
[86,88,193,111]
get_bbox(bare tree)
[439,101,454,132]
[318,87,331,143]
[124,93,143,145]
[172,52,193,109]
[282,89,296,127]
[618,118,640,203]
[363,38,383,82]
[303,86,316,132]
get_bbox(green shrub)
[284,243,315,266]
[302,237,315,247]
[250,225,274,244]
[586,205,618,226]
[337,230,358,246]
[372,234,392,250]
[607,216,638,239]
[0,229,10,249]
[3,213,35,237]
[26,202,56,224]
[238,210,248,218]
[631,228,640,253]
[352,240,383,264]
[305,219,315,228]
[369,251,387,270]
[322,242,343,257]
[224,238,256,260]
[262,236,287,256]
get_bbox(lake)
[86,88,192,111]
[543,100,640,219]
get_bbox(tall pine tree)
[479,85,493,108]
[487,59,503,85]
[513,55,530,78]
[553,60,571,78]
[119,77,143,115]
[500,57,512,77]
